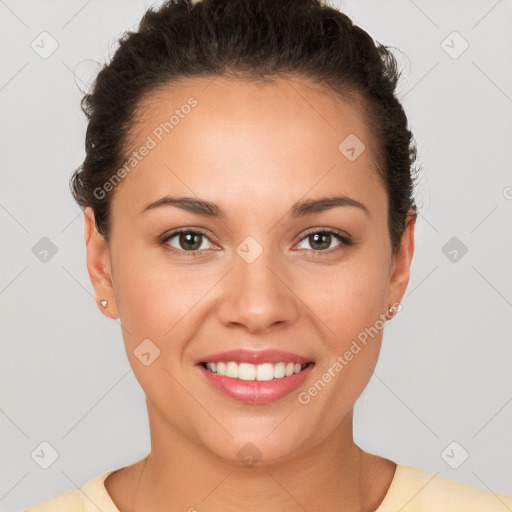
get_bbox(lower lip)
[197,364,315,404]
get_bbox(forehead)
[130,75,373,151]
[112,76,386,220]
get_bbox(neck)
[124,403,392,512]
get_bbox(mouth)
[195,349,315,404]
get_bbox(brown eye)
[296,229,351,253]
[162,230,213,253]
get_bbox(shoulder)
[378,464,512,512]
[24,470,118,512]
[24,488,83,512]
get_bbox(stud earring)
[387,303,400,320]
[100,299,108,308]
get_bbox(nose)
[216,246,300,334]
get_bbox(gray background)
[1,0,511,510]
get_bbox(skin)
[84,75,415,511]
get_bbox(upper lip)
[197,349,312,366]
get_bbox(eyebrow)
[141,195,369,218]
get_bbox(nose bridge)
[235,235,281,294]
[216,235,298,332]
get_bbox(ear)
[83,207,119,319]
[387,210,416,311]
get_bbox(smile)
[201,361,310,381]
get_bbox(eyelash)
[159,228,352,257]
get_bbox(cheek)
[111,258,193,403]
[307,250,390,341]
[300,245,390,412]
[111,251,217,381]
[112,244,195,332]
[296,258,389,435]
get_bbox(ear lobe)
[83,207,119,319]
[387,211,416,307]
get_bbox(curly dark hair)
[70,0,418,251]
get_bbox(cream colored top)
[25,463,512,511]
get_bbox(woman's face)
[85,76,414,465]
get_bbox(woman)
[25,0,512,510]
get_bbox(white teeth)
[257,363,274,381]
[238,363,256,381]
[285,362,295,377]
[225,361,238,378]
[274,362,285,379]
[204,361,308,381]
